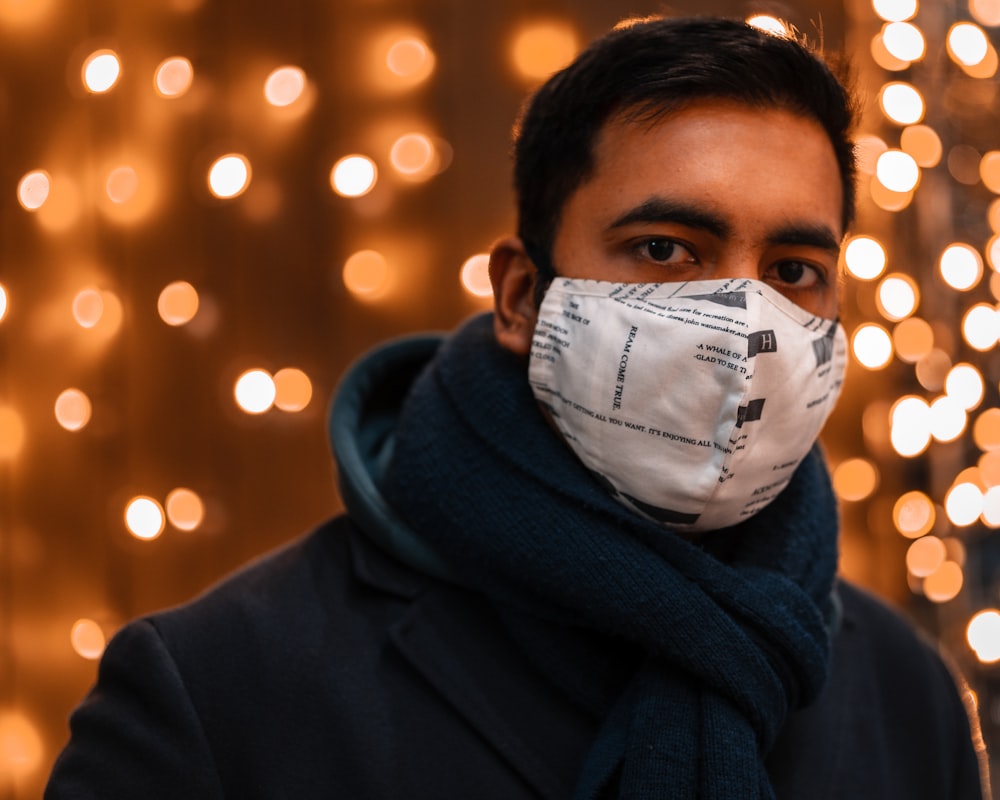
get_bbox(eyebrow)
[606,196,842,254]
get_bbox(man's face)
[549,99,845,320]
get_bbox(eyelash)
[628,236,830,290]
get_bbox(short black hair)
[513,16,858,288]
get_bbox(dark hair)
[513,16,858,290]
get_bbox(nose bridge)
[713,240,761,282]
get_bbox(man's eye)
[641,239,692,263]
[774,261,820,287]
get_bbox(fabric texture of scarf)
[383,313,840,799]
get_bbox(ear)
[489,237,540,356]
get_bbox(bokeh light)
[385,36,435,85]
[893,491,936,538]
[879,82,924,124]
[851,323,893,369]
[154,56,193,98]
[273,367,313,412]
[844,235,887,280]
[945,363,985,411]
[460,254,493,298]
[882,21,926,62]
[54,389,92,432]
[125,496,166,541]
[948,22,989,66]
[974,408,1000,450]
[72,288,104,329]
[342,249,392,299]
[0,406,26,460]
[208,154,251,199]
[972,0,1000,26]
[0,711,43,778]
[389,133,437,179]
[946,482,984,526]
[890,395,931,457]
[924,561,964,603]
[165,487,204,531]
[873,0,917,21]
[833,458,879,501]
[893,317,933,362]
[82,49,122,93]
[907,535,947,577]
[929,395,967,442]
[875,149,920,192]
[745,15,788,36]
[940,244,983,290]
[510,20,579,82]
[962,303,999,350]
[900,124,942,168]
[331,155,377,197]
[264,65,306,107]
[234,369,276,414]
[70,619,106,660]
[0,284,8,323]
[106,166,138,204]
[157,281,200,326]
[876,273,918,321]
[17,170,50,211]
[968,610,1000,663]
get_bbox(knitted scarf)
[383,313,839,799]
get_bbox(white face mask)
[528,277,847,531]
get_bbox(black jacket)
[47,515,984,799]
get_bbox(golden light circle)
[72,288,104,329]
[342,249,392,300]
[962,303,999,350]
[385,37,436,84]
[972,0,1000,26]
[873,0,917,21]
[0,406,26,460]
[875,149,920,192]
[389,133,437,179]
[929,395,967,442]
[264,66,306,107]
[854,135,888,175]
[82,49,122,93]
[106,166,139,205]
[0,284,7,323]
[234,369,276,414]
[893,491,935,538]
[330,155,377,198]
[915,349,952,392]
[892,316,933,362]
[946,482,984,526]
[165,487,205,531]
[745,15,788,36]
[945,363,985,411]
[890,395,931,457]
[974,408,1000,450]
[832,458,879,501]
[851,323,893,369]
[871,32,911,71]
[940,243,983,290]
[125,496,166,541]
[17,170,50,211]
[981,151,1000,194]
[70,618,106,660]
[906,535,947,577]
[157,281,200,326]
[882,21,925,62]
[948,22,989,66]
[208,154,251,199]
[876,273,918,321]
[460,254,493,298]
[510,20,579,82]
[900,124,942,168]
[968,609,1000,663]
[0,711,43,778]
[154,56,193,98]
[54,389,92,432]
[924,561,964,603]
[843,235,887,280]
[273,367,313,412]
[879,82,924,125]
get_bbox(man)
[47,16,985,799]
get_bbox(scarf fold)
[383,313,839,799]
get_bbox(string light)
[510,20,579,82]
[330,155,377,197]
[154,56,193,97]
[82,49,122,93]
[264,66,306,107]
[165,488,204,531]
[234,369,276,414]
[208,154,251,199]
[124,496,166,541]
[460,254,493,298]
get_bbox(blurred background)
[0,0,999,796]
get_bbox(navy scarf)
[384,313,839,799]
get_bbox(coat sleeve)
[45,619,225,800]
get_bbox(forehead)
[575,99,844,233]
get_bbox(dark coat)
[46,515,985,799]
